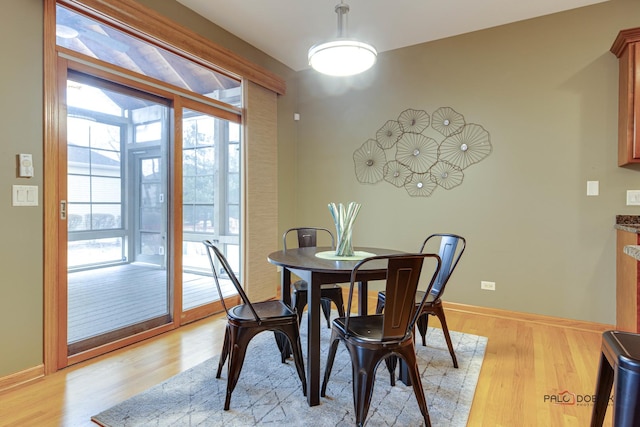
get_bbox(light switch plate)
[18,153,34,178]
[627,190,640,206]
[587,181,599,196]
[12,185,38,206]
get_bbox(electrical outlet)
[481,281,496,291]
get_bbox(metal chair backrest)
[419,233,466,299]
[202,240,260,322]
[345,253,441,340]
[283,227,335,250]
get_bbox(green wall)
[294,0,640,323]
[2,0,639,378]
[1,0,45,378]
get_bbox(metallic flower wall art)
[353,107,492,197]
[353,139,386,184]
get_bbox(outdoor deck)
[68,263,234,343]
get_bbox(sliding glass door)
[54,3,244,365]
[181,106,241,316]
[66,72,172,355]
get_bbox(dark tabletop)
[267,246,406,274]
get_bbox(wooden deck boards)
[68,263,234,343]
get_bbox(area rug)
[92,318,487,427]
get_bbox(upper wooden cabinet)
[612,28,640,166]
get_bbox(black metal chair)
[591,330,640,426]
[321,253,442,427]
[284,227,345,328]
[202,240,306,410]
[376,233,466,368]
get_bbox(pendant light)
[308,2,377,77]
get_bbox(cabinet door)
[617,230,640,332]
[633,43,640,161]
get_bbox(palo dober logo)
[543,390,611,406]
[544,390,576,405]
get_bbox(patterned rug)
[92,318,487,426]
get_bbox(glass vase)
[328,202,361,257]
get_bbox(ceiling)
[176,0,609,72]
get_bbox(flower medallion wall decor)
[353,139,386,184]
[353,107,492,197]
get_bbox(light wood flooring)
[0,294,615,426]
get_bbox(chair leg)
[320,299,332,328]
[348,345,380,427]
[416,313,429,346]
[280,325,307,397]
[223,326,253,410]
[591,352,614,427]
[433,304,458,368]
[375,294,385,314]
[293,289,307,325]
[384,355,397,386]
[216,325,231,378]
[398,344,432,427]
[274,331,292,363]
[333,289,345,317]
[321,330,341,397]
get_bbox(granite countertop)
[625,245,640,260]
[615,215,640,233]
[617,215,640,260]
[616,224,640,233]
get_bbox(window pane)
[228,205,239,235]
[228,143,239,173]
[181,108,241,310]
[229,122,240,143]
[67,117,91,147]
[194,205,215,232]
[68,238,123,268]
[141,233,163,256]
[193,116,215,146]
[226,244,240,273]
[183,205,195,232]
[135,122,162,143]
[68,204,90,231]
[195,176,214,204]
[57,5,242,106]
[90,122,121,151]
[90,205,121,229]
[228,173,239,201]
[183,176,196,204]
[67,80,122,115]
[91,149,121,177]
[68,175,91,202]
[197,147,215,173]
[92,176,121,202]
[182,241,209,270]
[183,149,196,176]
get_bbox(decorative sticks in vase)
[328,202,361,257]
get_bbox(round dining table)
[267,246,405,407]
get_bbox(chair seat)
[229,300,295,321]
[332,315,411,343]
